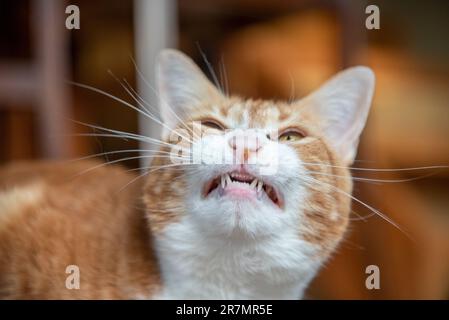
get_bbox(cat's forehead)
[212,98,297,129]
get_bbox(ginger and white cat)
[0,49,374,299]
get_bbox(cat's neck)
[152,214,320,299]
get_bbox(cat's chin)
[192,196,285,239]
[190,177,286,238]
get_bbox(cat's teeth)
[225,174,232,186]
[221,175,226,189]
[257,180,263,192]
[250,179,258,189]
[219,174,264,193]
[256,180,264,199]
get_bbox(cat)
[0,49,374,299]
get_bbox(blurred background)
[0,0,448,299]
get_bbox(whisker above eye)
[196,43,225,95]
[219,55,229,97]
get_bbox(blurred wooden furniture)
[0,0,71,159]
[134,0,177,166]
[179,0,365,68]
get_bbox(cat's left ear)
[156,49,224,138]
[299,67,375,165]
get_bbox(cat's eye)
[201,119,225,131]
[278,129,306,142]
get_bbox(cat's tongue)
[220,181,260,200]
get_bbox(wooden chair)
[0,0,71,159]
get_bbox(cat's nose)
[228,131,264,152]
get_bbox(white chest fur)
[153,215,321,300]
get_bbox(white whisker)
[74,155,192,177]
[69,81,159,124]
[69,148,191,163]
[300,161,448,173]
[305,169,440,184]
[219,55,229,96]
[70,119,188,150]
[298,174,413,240]
[196,42,224,94]
[119,164,192,192]
[129,55,199,140]
[107,71,194,144]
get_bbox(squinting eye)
[278,129,306,142]
[201,119,225,131]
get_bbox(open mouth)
[203,170,282,208]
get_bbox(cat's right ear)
[156,49,223,138]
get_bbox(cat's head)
[144,49,374,254]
